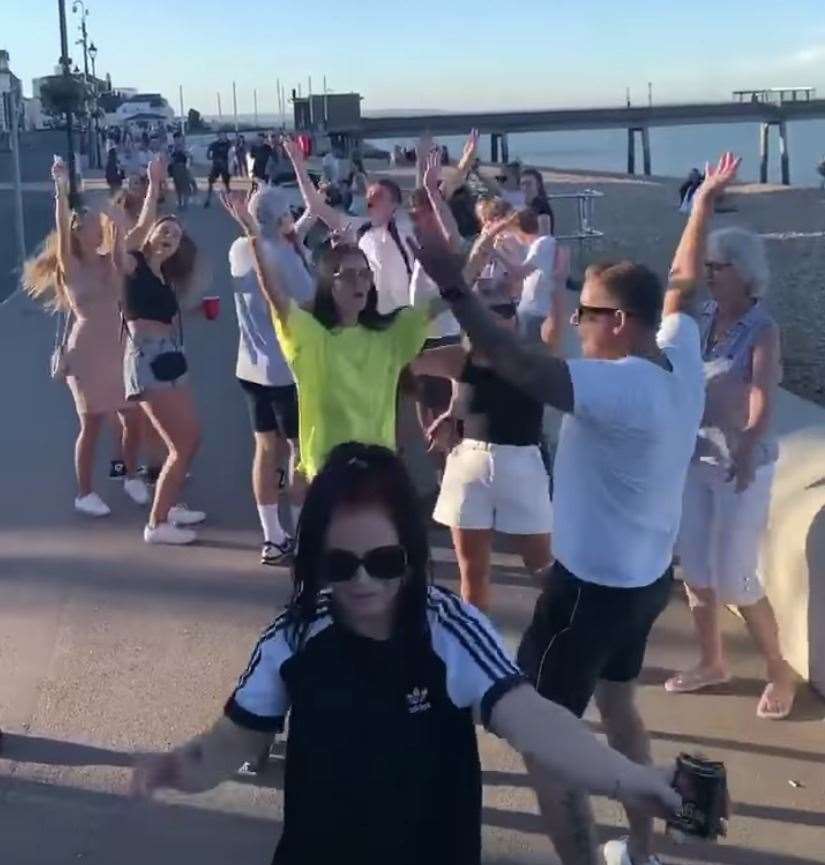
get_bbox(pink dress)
[64,258,128,414]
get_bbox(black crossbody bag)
[121,303,188,382]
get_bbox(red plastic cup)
[202,296,220,320]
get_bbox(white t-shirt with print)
[552,313,705,588]
[517,235,558,318]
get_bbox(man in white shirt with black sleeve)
[411,152,741,865]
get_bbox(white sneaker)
[143,522,197,545]
[603,838,662,865]
[123,478,151,506]
[168,504,206,526]
[74,492,111,517]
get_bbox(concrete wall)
[761,389,825,694]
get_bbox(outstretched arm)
[492,685,681,816]
[124,156,164,251]
[440,128,479,200]
[132,716,271,796]
[664,151,741,316]
[281,135,352,234]
[410,224,574,412]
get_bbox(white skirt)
[434,439,553,534]
[676,460,774,605]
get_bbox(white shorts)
[434,439,553,534]
[676,460,775,606]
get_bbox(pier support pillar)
[627,128,636,175]
[641,127,651,176]
[500,133,510,164]
[779,121,790,185]
[490,133,499,164]
[759,123,770,184]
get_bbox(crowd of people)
[18,126,796,865]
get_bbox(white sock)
[258,504,286,545]
[290,504,302,537]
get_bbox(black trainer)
[109,460,127,480]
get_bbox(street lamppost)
[88,40,100,166]
[72,0,92,166]
[57,0,79,203]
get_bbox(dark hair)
[150,215,198,289]
[586,260,663,328]
[286,442,431,650]
[517,207,540,235]
[311,244,401,331]
[448,185,481,238]
[375,178,402,204]
[521,169,555,234]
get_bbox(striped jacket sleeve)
[427,586,526,730]
[224,614,294,732]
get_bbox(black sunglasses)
[490,303,518,319]
[320,545,408,583]
[572,303,637,325]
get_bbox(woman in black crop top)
[412,296,553,611]
[111,155,207,547]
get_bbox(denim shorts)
[124,334,188,400]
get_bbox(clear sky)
[4,1,823,115]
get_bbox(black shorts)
[517,561,672,717]
[209,162,230,185]
[238,378,299,438]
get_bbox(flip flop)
[757,681,796,720]
[664,668,731,694]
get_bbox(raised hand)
[416,132,434,163]
[696,151,741,203]
[280,135,304,167]
[423,148,442,194]
[482,211,519,241]
[461,129,479,165]
[51,155,69,188]
[147,155,166,187]
[219,189,254,234]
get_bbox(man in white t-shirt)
[282,136,413,314]
[411,152,741,865]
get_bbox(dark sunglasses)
[490,303,518,319]
[572,303,625,325]
[320,545,408,583]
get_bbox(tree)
[186,108,209,132]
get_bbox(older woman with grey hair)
[666,226,796,719]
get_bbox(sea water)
[369,119,825,187]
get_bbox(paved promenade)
[0,182,823,865]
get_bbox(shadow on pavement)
[0,733,134,768]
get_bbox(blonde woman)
[111,156,206,545]
[23,158,149,516]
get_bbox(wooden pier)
[353,98,825,185]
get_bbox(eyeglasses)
[320,545,408,583]
[704,261,733,274]
[334,267,372,283]
[490,303,518,320]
